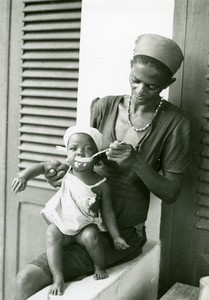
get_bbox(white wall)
[77,0,174,126]
[77,0,175,241]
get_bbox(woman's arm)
[106,141,182,204]
[100,182,129,249]
[132,156,182,204]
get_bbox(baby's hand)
[12,177,27,194]
[113,236,130,250]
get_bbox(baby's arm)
[12,162,51,193]
[100,182,129,250]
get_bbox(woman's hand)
[44,161,69,188]
[106,141,136,167]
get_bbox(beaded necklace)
[127,97,163,132]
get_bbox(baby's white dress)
[41,172,106,235]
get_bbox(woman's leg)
[77,225,107,280]
[15,264,52,300]
[46,223,71,295]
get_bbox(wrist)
[131,154,144,173]
[18,175,28,182]
[113,235,121,241]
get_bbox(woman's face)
[66,133,97,170]
[129,62,171,105]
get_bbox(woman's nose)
[136,83,145,94]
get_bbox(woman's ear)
[164,77,176,89]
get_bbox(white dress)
[41,172,106,235]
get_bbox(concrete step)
[27,240,160,300]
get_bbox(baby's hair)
[131,55,173,81]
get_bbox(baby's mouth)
[74,157,88,168]
[74,161,81,168]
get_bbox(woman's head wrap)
[133,34,184,75]
[63,126,103,151]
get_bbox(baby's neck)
[71,168,97,185]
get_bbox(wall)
[77,0,175,241]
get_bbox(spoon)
[75,148,109,163]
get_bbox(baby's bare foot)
[93,265,108,280]
[48,277,64,296]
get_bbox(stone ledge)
[28,240,160,300]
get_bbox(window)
[19,0,82,189]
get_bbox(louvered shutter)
[196,78,209,229]
[19,0,82,189]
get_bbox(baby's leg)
[77,224,107,280]
[46,224,72,296]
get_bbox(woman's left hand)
[106,140,136,167]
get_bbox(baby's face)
[66,133,97,169]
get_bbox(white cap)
[63,126,103,151]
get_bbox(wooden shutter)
[19,0,82,189]
[196,66,209,230]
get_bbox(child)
[12,126,129,296]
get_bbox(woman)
[15,34,190,299]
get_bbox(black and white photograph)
[0,0,208,299]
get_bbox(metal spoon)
[75,148,109,163]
